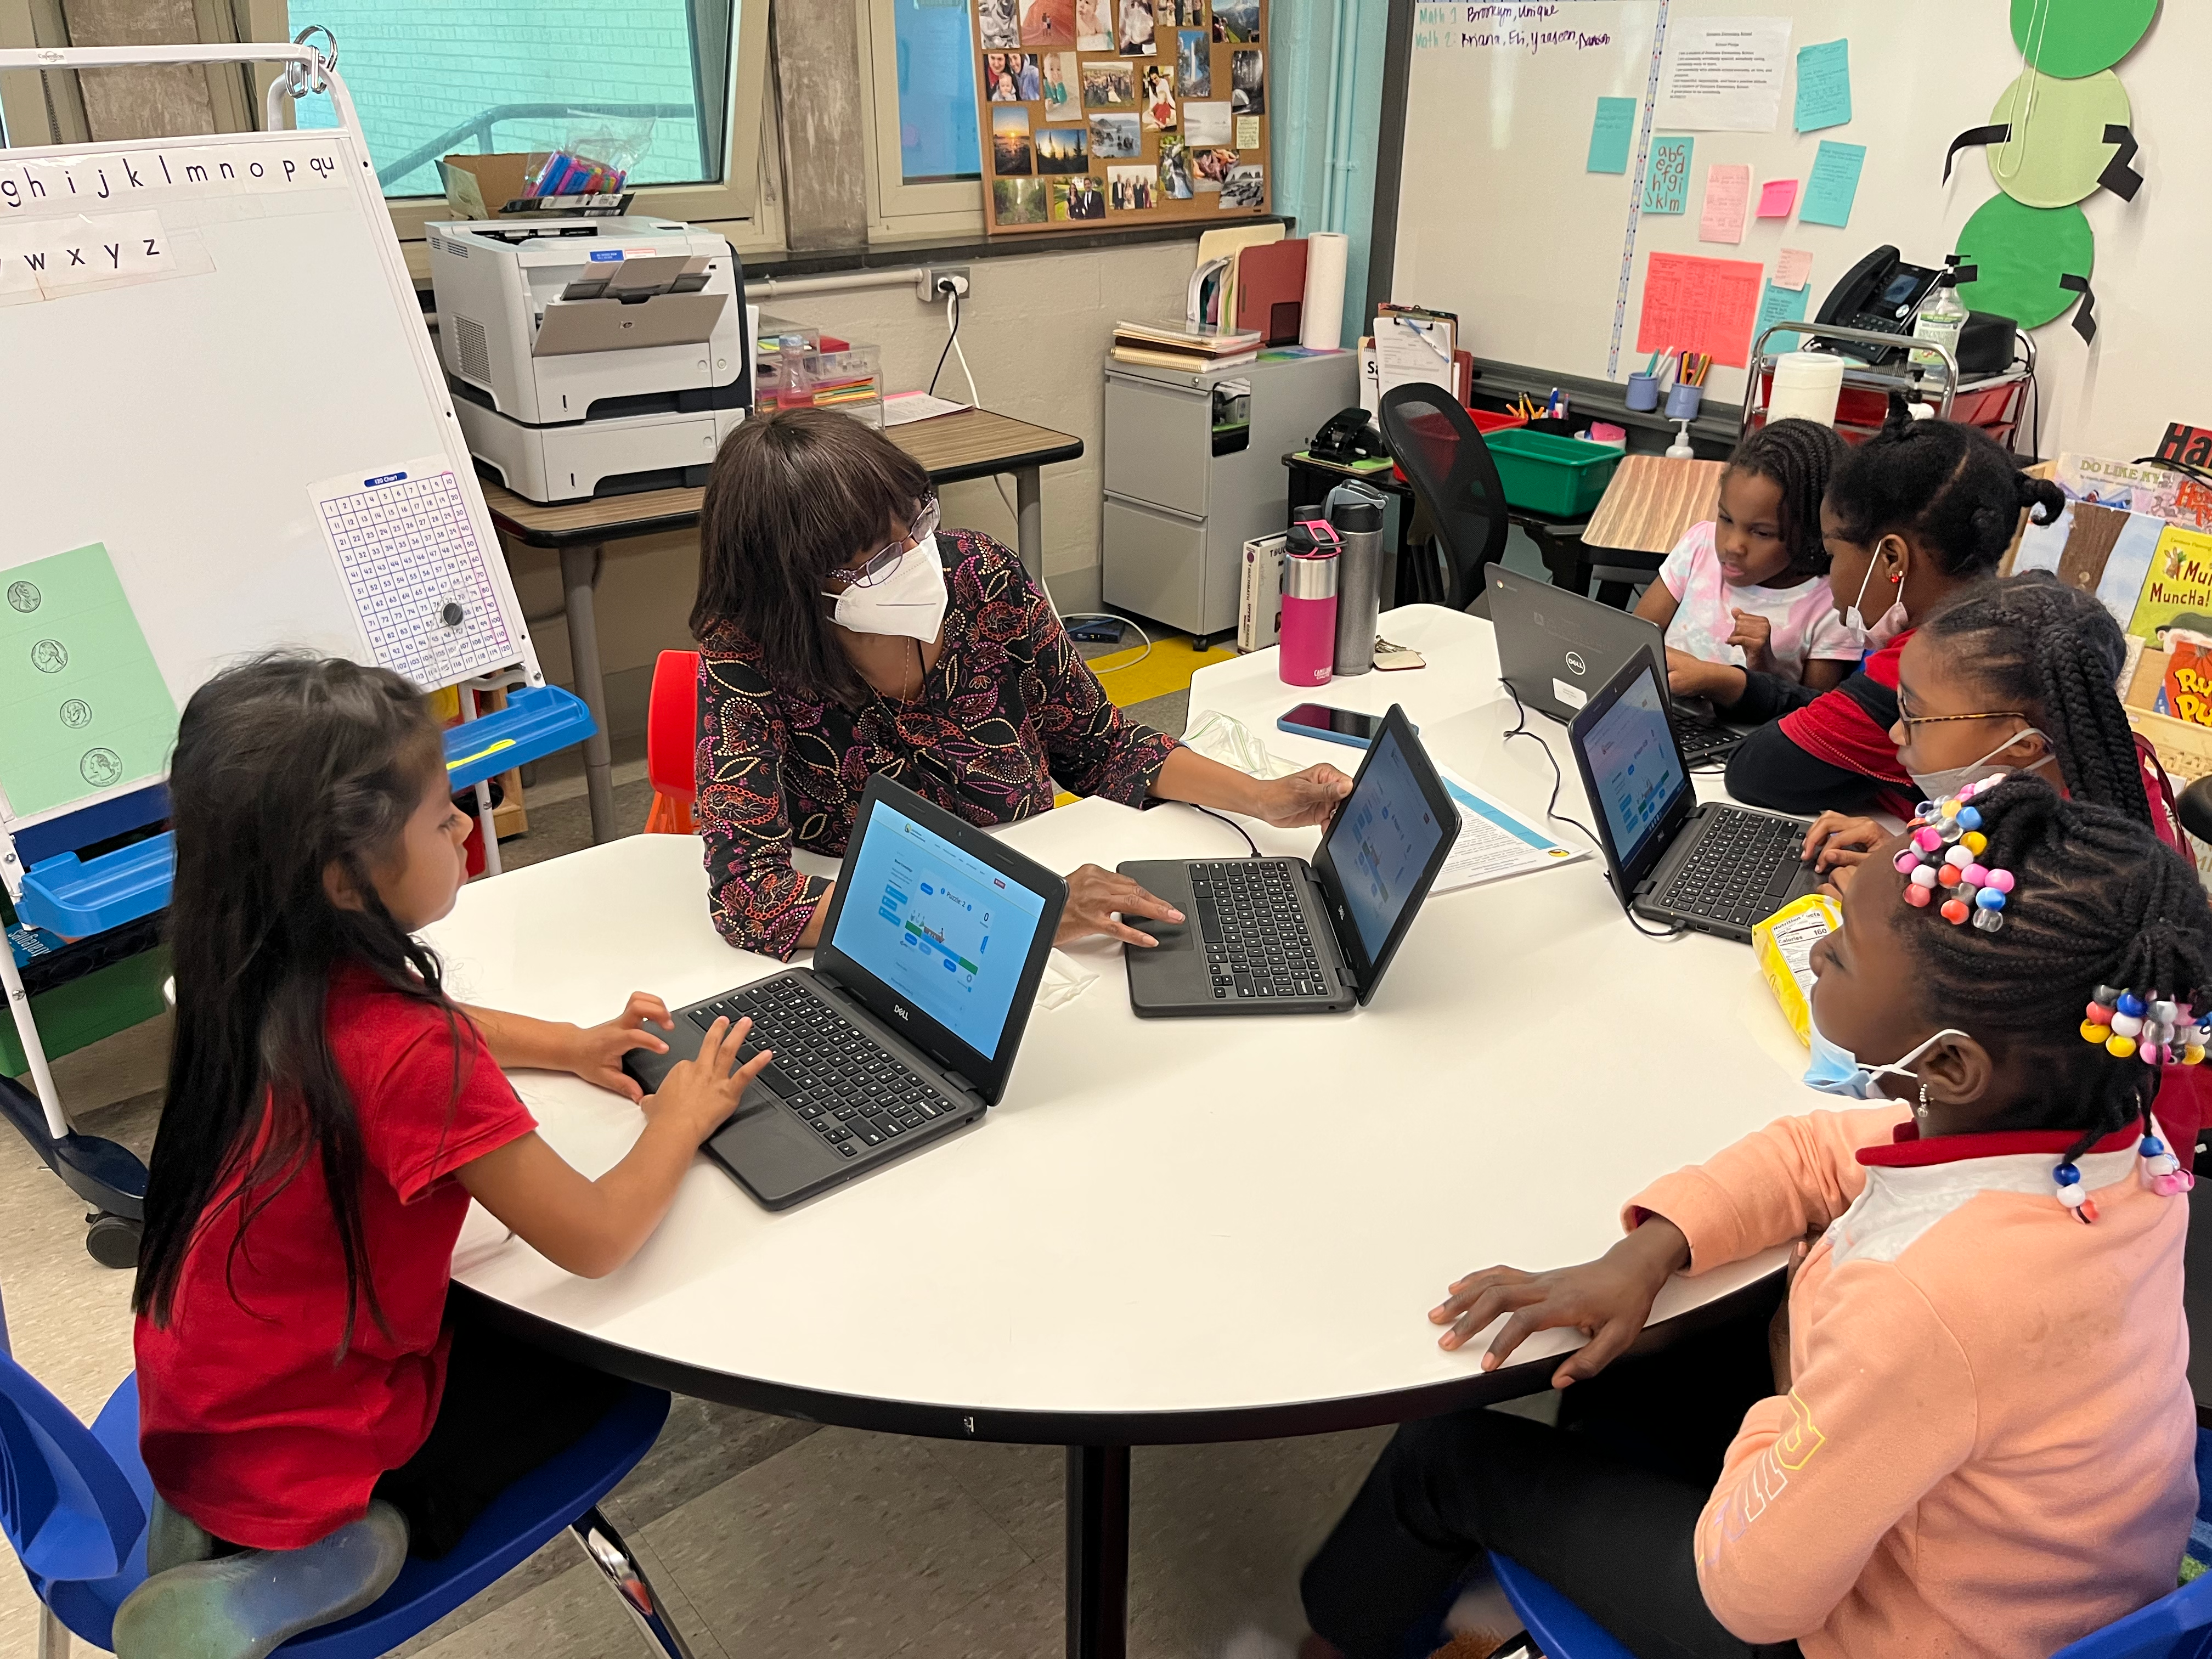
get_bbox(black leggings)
[372,1293,624,1558]
[1301,1299,1804,1659]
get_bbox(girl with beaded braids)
[1798,570,2188,891]
[1723,402,2067,818]
[1301,776,2204,1659]
[1636,417,1857,696]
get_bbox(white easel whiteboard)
[0,104,541,834]
[1387,0,2188,456]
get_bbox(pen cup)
[1664,382,1703,421]
[1626,373,1661,413]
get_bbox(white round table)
[428,605,1799,1657]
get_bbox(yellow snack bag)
[1752,893,1842,1046]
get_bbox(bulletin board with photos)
[972,0,1270,233]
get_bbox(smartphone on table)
[1276,703,1400,748]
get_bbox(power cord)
[1185,801,1262,857]
[1497,679,1686,940]
[929,284,1154,665]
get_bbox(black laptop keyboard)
[1677,723,1742,764]
[690,977,958,1161]
[1652,808,1802,929]
[1192,861,1327,1001]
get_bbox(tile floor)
[2,680,1406,1659]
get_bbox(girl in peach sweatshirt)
[1302,776,2205,1659]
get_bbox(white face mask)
[1842,543,1910,650]
[823,531,947,642]
[1908,736,2053,808]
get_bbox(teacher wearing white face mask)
[690,408,1353,959]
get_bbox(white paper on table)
[1655,17,1791,132]
[882,391,972,426]
[1431,764,1588,894]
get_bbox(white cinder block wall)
[509,238,1193,735]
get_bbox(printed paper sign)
[0,211,179,304]
[1700,164,1751,244]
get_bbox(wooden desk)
[479,408,1085,844]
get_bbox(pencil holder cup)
[1664,382,1703,420]
[1626,373,1661,412]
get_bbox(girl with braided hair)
[1725,400,2067,817]
[1302,776,2203,1659]
[1636,417,1857,695]
[1799,570,2187,893]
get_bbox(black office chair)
[1378,383,1511,613]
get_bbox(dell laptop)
[623,775,1068,1209]
[1487,566,1743,765]
[1566,649,1819,942]
[1118,704,1460,1014]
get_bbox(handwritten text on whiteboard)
[1414,2,1616,53]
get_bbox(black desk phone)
[1814,247,1945,366]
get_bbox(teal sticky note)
[1643,135,1694,215]
[1588,97,1638,174]
[1800,139,1866,228]
[1754,279,1811,351]
[1795,40,1851,133]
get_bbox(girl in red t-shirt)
[115,654,773,1658]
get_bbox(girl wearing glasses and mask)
[1717,404,2066,818]
[690,409,1353,959]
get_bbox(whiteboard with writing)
[0,122,540,831]
[1389,0,2196,456]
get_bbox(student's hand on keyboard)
[1801,812,1884,878]
[566,992,678,1102]
[644,1015,774,1144]
[1060,864,1183,949]
[1663,646,1747,706]
[1249,763,1355,829]
[1430,1216,1691,1387]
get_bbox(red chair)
[644,649,699,834]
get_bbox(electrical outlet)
[917,266,972,301]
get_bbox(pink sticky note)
[1774,247,1815,291]
[1757,178,1798,219]
[1699,164,1750,245]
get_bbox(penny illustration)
[5,580,38,613]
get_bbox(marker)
[447,737,515,771]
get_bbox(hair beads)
[1893,776,2015,931]
[2080,986,2208,1068]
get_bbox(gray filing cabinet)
[1103,349,1360,642]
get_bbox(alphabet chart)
[311,460,517,690]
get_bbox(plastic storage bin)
[1485,428,1626,517]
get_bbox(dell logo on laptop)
[894,1005,910,1020]
[1565,651,1587,675]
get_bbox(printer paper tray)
[533,291,729,357]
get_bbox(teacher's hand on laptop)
[1062,761,1353,950]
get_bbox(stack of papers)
[1113,318,1264,373]
[1432,763,1588,893]
[882,391,970,426]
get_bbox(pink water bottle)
[1278,519,1340,687]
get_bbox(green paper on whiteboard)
[1588,97,1638,173]
[1643,136,1694,213]
[1755,279,1811,350]
[1954,194,2095,331]
[0,543,177,822]
[1794,39,1852,132]
[2008,0,2156,78]
[1800,139,1866,227]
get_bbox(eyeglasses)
[1895,689,2029,730]
[831,495,940,588]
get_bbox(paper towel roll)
[1767,351,1844,427]
[1300,232,1349,351]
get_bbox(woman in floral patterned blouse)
[692,409,1352,959]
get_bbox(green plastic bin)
[1486,429,1625,518]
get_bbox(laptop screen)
[1582,659,1689,871]
[1322,725,1449,958]
[828,799,1051,1059]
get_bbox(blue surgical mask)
[1804,1007,1966,1101]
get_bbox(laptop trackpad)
[1117,861,1199,950]
[708,1083,837,1206]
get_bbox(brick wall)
[295,1,713,195]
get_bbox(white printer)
[427,216,751,503]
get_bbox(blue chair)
[0,1287,698,1658]
[1474,1428,2212,1659]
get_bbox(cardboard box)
[2124,641,2212,783]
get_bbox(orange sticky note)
[1757,178,1798,218]
[1636,252,1765,369]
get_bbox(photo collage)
[977,0,1267,231]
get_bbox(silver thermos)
[1328,482,1387,676]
